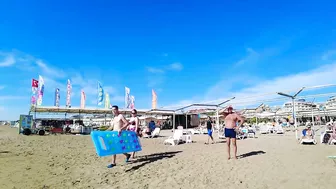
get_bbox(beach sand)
[0,126,335,189]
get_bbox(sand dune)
[0,126,335,189]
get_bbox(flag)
[37,75,45,106]
[31,79,38,106]
[80,90,86,109]
[97,82,104,106]
[32,79,38,88]
[105,93,110,109]
[130,95,135,109]
[54,88,60,107]
[152,89,157,109]
[66,79,71,107]
[125,86,130,108]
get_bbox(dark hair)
[112,105,118,110]
[132,109,137,114]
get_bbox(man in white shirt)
[106,105,131,168]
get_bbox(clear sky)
[1,0,336,120]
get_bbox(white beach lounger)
[300,130,317,145]
[164,130,184,146]
[218,130,225,139]
[143,128,161,138]
[188,129,200,135]
[259,125,270,134]
[246,128,256,138]
[300,138,317,144]
[237,129,247,140]
[275,126,284,134]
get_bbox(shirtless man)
[223,106,244,160]
[106,105,131,168]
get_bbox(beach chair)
[143,128,161,138]
[275,126,284,134]
[259,125,270,134]
[188,128,200,135]
[237,129,247,140]
[164,130,184,146]
[300,129,317,145]
[330,139,336,145]
[246,127,256,138]
[218,129,226,139]
[200,127,208,134]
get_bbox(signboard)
[18,115,33,134]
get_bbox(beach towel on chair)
[91,131,142,157]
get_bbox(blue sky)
[1,1,336,120]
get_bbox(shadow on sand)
[238,150,266,159]
[125,151,182,172]
[215,140,226,144]
[0,151,10,154]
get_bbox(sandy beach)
[0,126,335,189]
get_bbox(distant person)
[149,120,156,132]
[301,126,313,140]
[222,106,244,160]
[328,123,336,144]
[106,105,131,168]
[205,116,215,144]
[128,109,140,159]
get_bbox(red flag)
[32,79,39,88]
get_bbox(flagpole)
[97,81,99,108]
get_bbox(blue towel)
[302,129,307,136]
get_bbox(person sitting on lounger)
[302,126,313,140]
[327,123,336,144]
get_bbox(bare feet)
[234,156,238,159]
[227,157,231,160]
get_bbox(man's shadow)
[125,151,182,172]
[238,150,266,159]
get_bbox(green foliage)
[205,112,216,116]
[99,126,109,131]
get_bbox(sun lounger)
[217,130,226,139]
[259,125,270,134]
[187,129,200,135]
[164,130,184,146]
[275,126,284,134]
[237,129,247,140]
[300,129,317,145]
[246,128,256,138]
[143,128,161,138]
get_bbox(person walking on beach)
[106,105,131,168]
[205,116,215,144]
[128,109,140,159]
[223,106,244,160]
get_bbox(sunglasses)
[131,112,136,114]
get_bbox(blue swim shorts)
[224,128,236,138]
[207,129,213,136]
